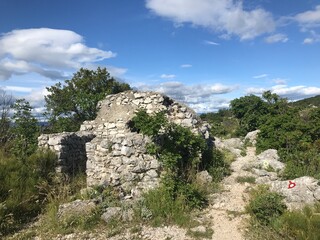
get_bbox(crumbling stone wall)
[38,91,212,198]
[38,132,95,176]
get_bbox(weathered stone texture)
[38,91,212,198]
[38,132,95,175]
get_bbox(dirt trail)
[205,147,257,240]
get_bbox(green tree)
[45,67,131,132]
[262,90,289,116]
[11,99,39,158]
[230,94,268,134]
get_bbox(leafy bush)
[200,109,240,137]
[45,67,131,132]
[129,109,231,227]
[130,110,213,209]
[207,149,231,182]
[246,185,287,225]
[277,203,320,240]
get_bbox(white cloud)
[146,0,276,40]
[253,74,268,79]
[295,5,320,28]
[301,30,320,44]
[246,84,320,100]
[294,6,320,44]
[264,33,288,43]
[303,38,315,44]
[2,85,33,93]
[246,87,266,95]
[136,81,237,112]
[160,74,176,79]
[180,64,192,68]
[0,28,116,80]
[204,40,220,45]
[272,78,287,85]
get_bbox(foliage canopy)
[45,67,131,132]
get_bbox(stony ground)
[204,147,256,239]
[8,146,258,240]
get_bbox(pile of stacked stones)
[38,91,212,198]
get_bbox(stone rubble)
[213,131,320,210]
[38,91,212,198]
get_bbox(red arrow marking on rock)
[288,180,296,189]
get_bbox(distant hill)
[290,95,320,108]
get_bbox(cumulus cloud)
[264,33,288,43]
[246,84,320,100]
[146,0,276,40]
[136,81,237,112]
[294,6,320,44]
[160,74,176,79]
[0,28,116,80]
[295,5,320,28]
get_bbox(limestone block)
[257,149,285,172]
[112,150,121,156]
[180,107,187,112]
[121,146,133,157]
[132,99,141,105]
[101,207,121,223]
[196,171,212,186]
[48,136,62,145]
[181,118,193,127]
[134,93,144,99]
[58,199,97,219]
[176,112,185,119]
[132,163,146,173]
[149,159,160,169]
[144,97,152,104]
[146,104,153,110]
[270,176,319,209]
[146,170,158,178]
[122,139,133,147]
[314,188,320,201]
[107,123,116,129]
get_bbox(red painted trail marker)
[288,180,296,189]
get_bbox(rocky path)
[205,147,257,239]
[8,147,259,240]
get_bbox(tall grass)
[0,148,57,236]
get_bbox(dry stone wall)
[38,132,95,175]
[38,91,212,198]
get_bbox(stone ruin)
[38,91,212,198]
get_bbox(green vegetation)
[246,185,287,225]
[291,94,320,109]
[205,91,320,180]
[45,67,131,132]
[0,149,57,236]
[200,109,240,138]
[130,110,229,226]
[277,203,320,240]
[246,186,320,240]
[0,68,131,237]
[236,176,256,184]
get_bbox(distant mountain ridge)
[290,95,320,108]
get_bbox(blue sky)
[0,0,320,113]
